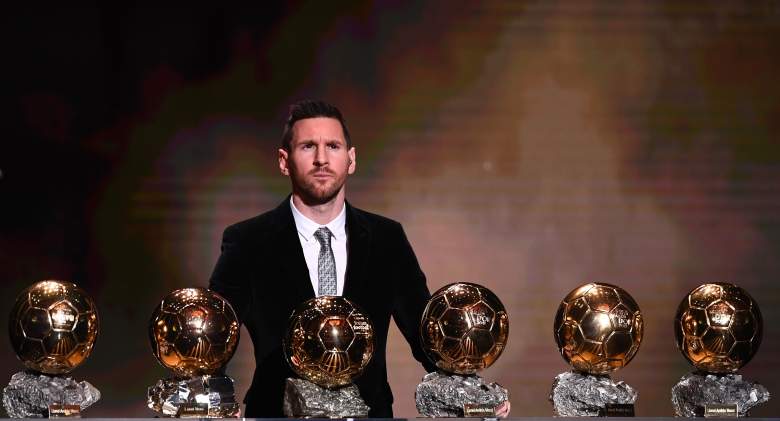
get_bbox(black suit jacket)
[209,198,436,417]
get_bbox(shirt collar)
[290,197,347,242]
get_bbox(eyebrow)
[296,138,342,144]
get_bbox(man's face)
[279,117,356,205]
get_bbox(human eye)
[327,142,341,150]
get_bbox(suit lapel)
[343,202,371,300]
[271,198,315,301]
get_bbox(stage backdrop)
[2,2,780,417]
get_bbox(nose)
[314,144,328,166]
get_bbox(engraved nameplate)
[599,403,635,417]
[704,404,738,418]
[176,402,209,418]
[48,404,81,418]
[463,403,497,417]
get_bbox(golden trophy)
[3,280,100,418]
[283,295,374,418]
[147,288,240,418]
[671,282,768,417]
[551,282,643,416]
[416,282,509,417]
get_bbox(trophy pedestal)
[147,375,240,418]
[415,371,508,417]
[2,371,100,418]
[671,372,770,417]
[283,377,369,418]
[549,371,636,417]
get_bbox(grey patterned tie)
[313,227,337,296]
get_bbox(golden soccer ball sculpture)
[149,288,240,377]
[674,282,763,374]
[284,296,374,389]
[420,282,509,375]
[8,280,99,375]
[554,282,643,375]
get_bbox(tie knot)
[313,227,332,246]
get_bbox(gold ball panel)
[148,288,239,377]
[283,296,374,389]
[553,282,643,375]
[674,282,762,373]
[9,280,99,375]
[420,282,509,375]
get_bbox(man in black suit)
[209,100,436,417]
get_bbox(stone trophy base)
[282,377,369,418]
[671,372,770,417]
[415,371,508,417]
[283,377,369,418]
[2,371,100,418]
[549,371,637,417]
[147,375,240,418]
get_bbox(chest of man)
[242,229,395,348]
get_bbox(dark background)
[2,2,780,417]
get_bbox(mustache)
[309,168,336,176]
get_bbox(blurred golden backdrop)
[2,1,780,417]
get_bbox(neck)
[291,189,346,225]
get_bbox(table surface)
[3,417,780,421]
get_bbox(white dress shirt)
[290,197,347,296]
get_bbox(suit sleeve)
[209,224,251,326]
[391,223,438,373]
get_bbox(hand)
[495,401,511,418]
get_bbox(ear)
[347,147,356,175]
[278,148,290,176]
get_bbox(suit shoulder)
[350,206,405,233]
[222,207,283,240]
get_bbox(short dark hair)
[280,100,352,151]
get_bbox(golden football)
[149,288,240,377]
[284,296,374,388]
[420,282,509,375]
[674,282,762,373]
[8,280,99,375]
[554,282,643,375]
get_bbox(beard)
[290,168,347,206]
